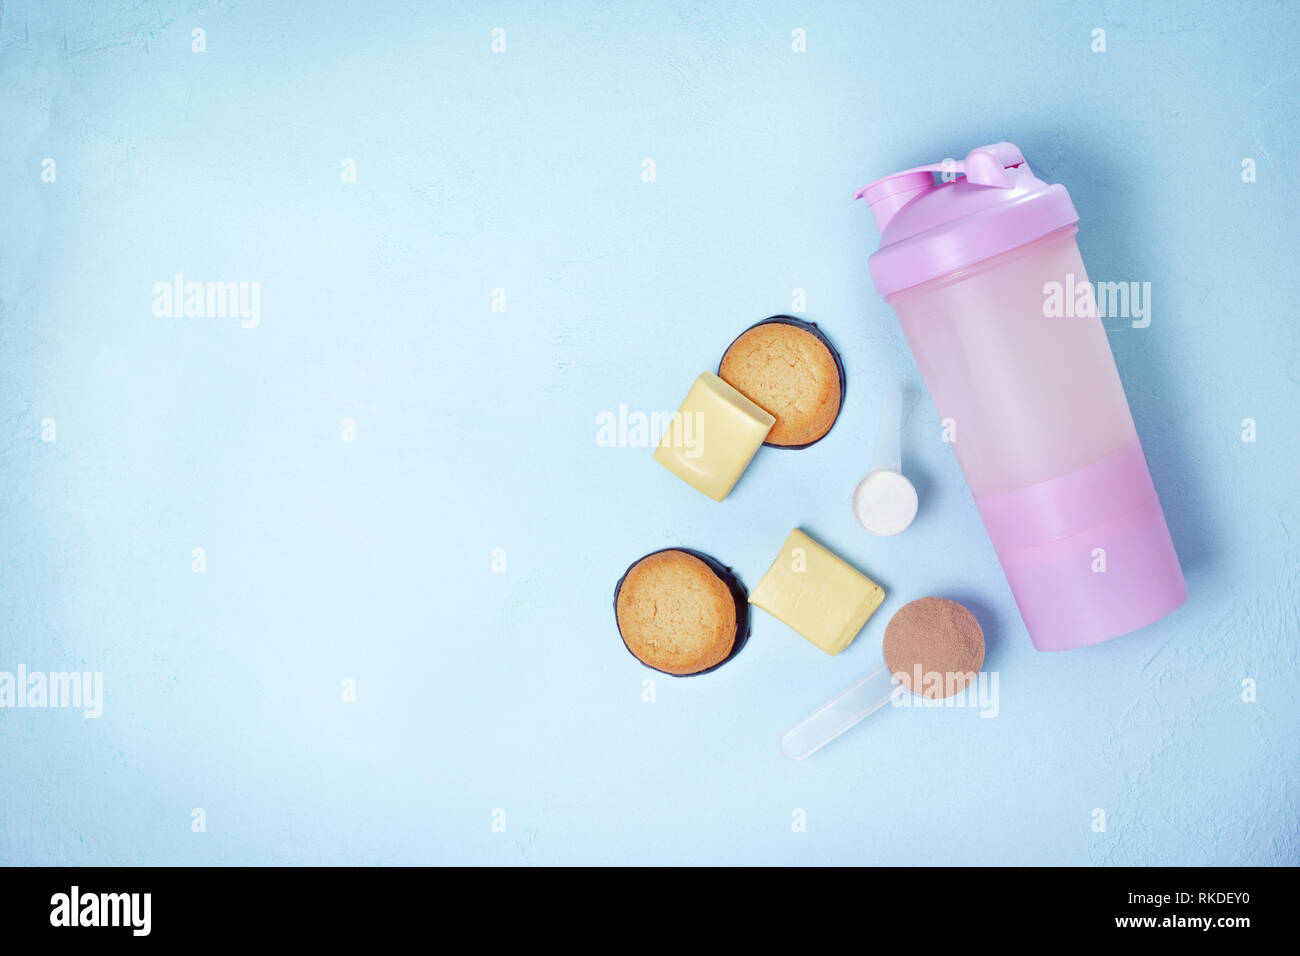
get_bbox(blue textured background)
[2,0,1297,865]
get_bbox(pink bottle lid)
[857,143,1079,299]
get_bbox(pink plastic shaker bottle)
[858,142,1187,651]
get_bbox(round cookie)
[718,316,845,448]
[883,597,985,699]
[614,549,749,676]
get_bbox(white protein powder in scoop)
[852,468,918,536]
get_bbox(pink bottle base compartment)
[975,440,1188,651]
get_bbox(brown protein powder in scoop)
[882,597,985,699]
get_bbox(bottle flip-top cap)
[857,142,1079,299]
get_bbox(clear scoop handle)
[870,388,903,473]
[780,664,903,760]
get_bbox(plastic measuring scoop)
[852,389,918,536]
[781,597,986,759]
[780,663,903,760]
